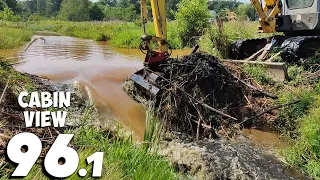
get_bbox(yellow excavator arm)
[250,0,282,33]
[140,0,168,54]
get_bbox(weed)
[200,21,230,58]
[0,27,32,49]
[243,64,274,85]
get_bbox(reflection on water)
[15,35,190,139]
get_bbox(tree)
[208,0,242,13]
[166,0,181,20]
[236,3,256,21]
[58,0,90,21]
[4,0,17,12]
[0,0,7,11]
[104,4,138,21]
[99,0,116,6]
[0,7,20,21]
[175,0,211,46]
[89,3,104,21]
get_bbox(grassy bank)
[0,27,32,49]
[0,20,183,49]
[241,63,320,179]
[285,96,320,179]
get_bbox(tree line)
[0,0,256,22]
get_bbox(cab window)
[287,0,314,9]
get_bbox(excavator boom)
[130,0,170,97]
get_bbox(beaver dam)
[125,53,293,138]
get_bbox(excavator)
[131,0,320,97]
[229,0,320,62]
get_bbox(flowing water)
[14,35,191,139]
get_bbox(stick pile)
[155,53,253,137]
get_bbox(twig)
[24,37,45,52]
[0,79,10,106]
[219,63,278,99]
[0,112,24,122]
[146,68,239,121]
[239,99,301,124]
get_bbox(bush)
[174,0,211,46]
[200,21,231,58]
[0,7,20,21]
[104,5,138,21]
[89,3,105,21]
[236,3,257,21]
[28,13,43,22]
[58,0,90,21]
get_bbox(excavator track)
[228,35,286,60]
[280,35,320,63]
[228,38,269,59]
[228,35,320,63]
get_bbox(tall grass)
[285,95,320,179]
[0,27,32,49]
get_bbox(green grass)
[243,64,274,85]
[0,27,32,49]
[285,96,320,180]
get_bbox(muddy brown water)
[13,35,191,139]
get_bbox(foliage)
[0,7,20,21]
[200,21,230,58]
[0,0,7,11]
[27,13,42,22]
[236,3,257,21]
[200,21,272,55]
[0,26,32,49]
[104,4,138,21]
[89,3,104,21]
[285,96,320,180]
[166,0,181,20]
[175,0,211,46]
[58,0,90,21]
[4,0,17,12]
[208,0,242,13]
[277,87,316,137]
